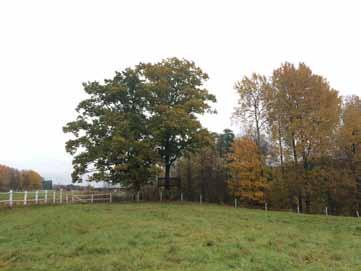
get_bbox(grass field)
[0,203,361,271]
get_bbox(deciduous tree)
[270,63,341,212]
[139,58,216,190]
[227,137,267,205]
[63,68,157,189]
[234,73,269,148]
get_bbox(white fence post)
[265,202,268,211]
[200,194,202,204]
[325,207,328,216]
[9,190,13,207]
[35,190,39,204]
[109,192,112,203]
[91,194,94,203]
[60,189,63,204]
[66,193,69,204]
[297,204,300,214]
[44,190,48,204]
[357,210,360,217]
[53,191,56,204]
[24,191,28,206]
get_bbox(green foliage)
[64,58,215,189]
[63,68,157,188]
[63,58,361,214]
[139,58,216,189]
[216,129,235,157]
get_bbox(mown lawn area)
[0,203,361,271]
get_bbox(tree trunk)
[165,161,171,191]
[305,196,311,213]
[200,153,206,201]
[291,133,298,165]
[290,133,303,213]
[187,156,192,199]
[303,154,311,213]
[277,120,284,174]
[298,193,303,213]
[254,105,261,148]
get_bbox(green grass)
[0,203,361,271]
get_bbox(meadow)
[0,203,360,271]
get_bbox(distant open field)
[0,203,361,271]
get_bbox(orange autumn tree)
[21,170,42,190]
[227,137,267,205]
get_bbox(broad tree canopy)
[64,58,215,189]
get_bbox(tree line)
[0,164,43,191]
[64,58,361,216]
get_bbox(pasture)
[0,203,360,270]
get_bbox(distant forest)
[0,164,42,191]
[63,58,360,216]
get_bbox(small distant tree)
[227,137,267,205]
[21,170,42,190]
[216,129,235,157]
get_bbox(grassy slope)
[0,203,360,271]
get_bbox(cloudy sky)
[0,0,360,184]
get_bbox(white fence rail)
[0,190,112,208]
[1,189,359,217]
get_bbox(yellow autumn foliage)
[227,137,267,204]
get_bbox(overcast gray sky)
[0,0,360,184]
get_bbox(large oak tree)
[63,68,157,189]
[64,58,215,190]
[139,58,216,190]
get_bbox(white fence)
[1,189,360,217]
[0,190,112,208]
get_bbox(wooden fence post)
[234,198,237,208]
[297,204,300,214]
[9,190,13,207]
[53,191,56,204]
[200,194,202,204]
[159,191,162,202]
[24,191,28,206]
[66,193,69,204]
[44,190,48,204]
[325,207,328,216]
[109,192,112,203]
[181,192,183,202]
[60,189,63,204]
[35,190,39,205]
[265,202,268,211]
[136,191,140,202]
[71,191,74,203]
[91,194,94,204]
